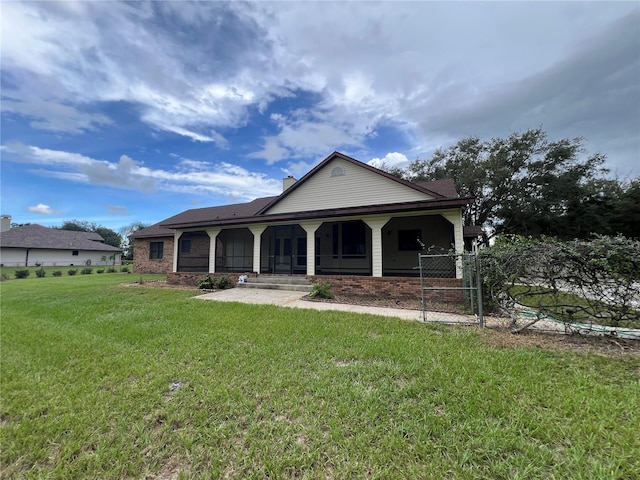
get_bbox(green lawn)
[1,275,639,479]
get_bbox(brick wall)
[168,271,256,287]
[166,271,463,303]
[308,275,464,304]
[133,237,174,274]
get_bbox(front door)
[267,225,307,274]
[274,228,292,273]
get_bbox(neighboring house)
[0,221,122,267]
[131,151,476,297]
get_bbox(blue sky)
[1,1,639,232]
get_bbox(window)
[72,250,79,256]
[330,166,345,177]
[180,238,191,254]
[342,221,366,257]
[398,229,422,251]
[150,241,164,259]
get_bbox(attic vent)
[330,166,345,177]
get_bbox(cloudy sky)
[1,1,638,231]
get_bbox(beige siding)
[265,158,434,214]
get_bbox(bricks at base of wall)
[166,272,463,303]
[307,275,464,304]
[167,272,257,287]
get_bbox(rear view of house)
[131,151,476,298]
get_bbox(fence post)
[475,254,484,327]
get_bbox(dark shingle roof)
[0,224,122,251]
[159,196,277,228]
[128,222,175,239]
[414,179,459,198]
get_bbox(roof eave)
[163,197,473,230]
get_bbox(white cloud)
[3,143,280,201]
[26,203,55,215]
[368,152,410,170]
[106,205,130,216]
[1,1,637,174]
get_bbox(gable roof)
[0,224,122,252]
[256,151,449,215]
[134,151,472,232]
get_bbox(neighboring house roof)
[0,224,122,252]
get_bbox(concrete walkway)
[195,288,431,321]
[195,288,640,339]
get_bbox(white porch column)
[206,228,221,273]
[249,226,266,274]
[301,221,322,276]
[441,210,465,279]
[363,217,390,278]
[172,231,182,272]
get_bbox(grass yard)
[1,275,639,479]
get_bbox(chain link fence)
[418,252,484,326]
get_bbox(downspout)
[25,248,30,266]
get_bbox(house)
[131,151,475,299]
[0,219,122,267]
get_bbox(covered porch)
[174,209,464,279]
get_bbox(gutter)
[162,197,475,230]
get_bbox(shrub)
[480,235,640,330]
[217,274,233,290]
[120,266,129,273]
[52,271,62,277]
[310,282,334,299]
[14,269,30,279]
[36,268,46,278]
[198,274,215,290]
[68,269,78,276]
[107,267,117,273]
[96,269,105,274]
[81,267,93,275]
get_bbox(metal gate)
[418,252,484,326]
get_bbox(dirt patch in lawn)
[121,280,199,290]
[479,325,640,357]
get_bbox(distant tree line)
[57,220,149,260]
[383,128,639,243]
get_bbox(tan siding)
[265,158,433,214]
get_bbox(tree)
[95,226,122,249]
[397,128,632,242]
[59,220,98,232]
[58,220,122,248]
[119,221,150,261]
